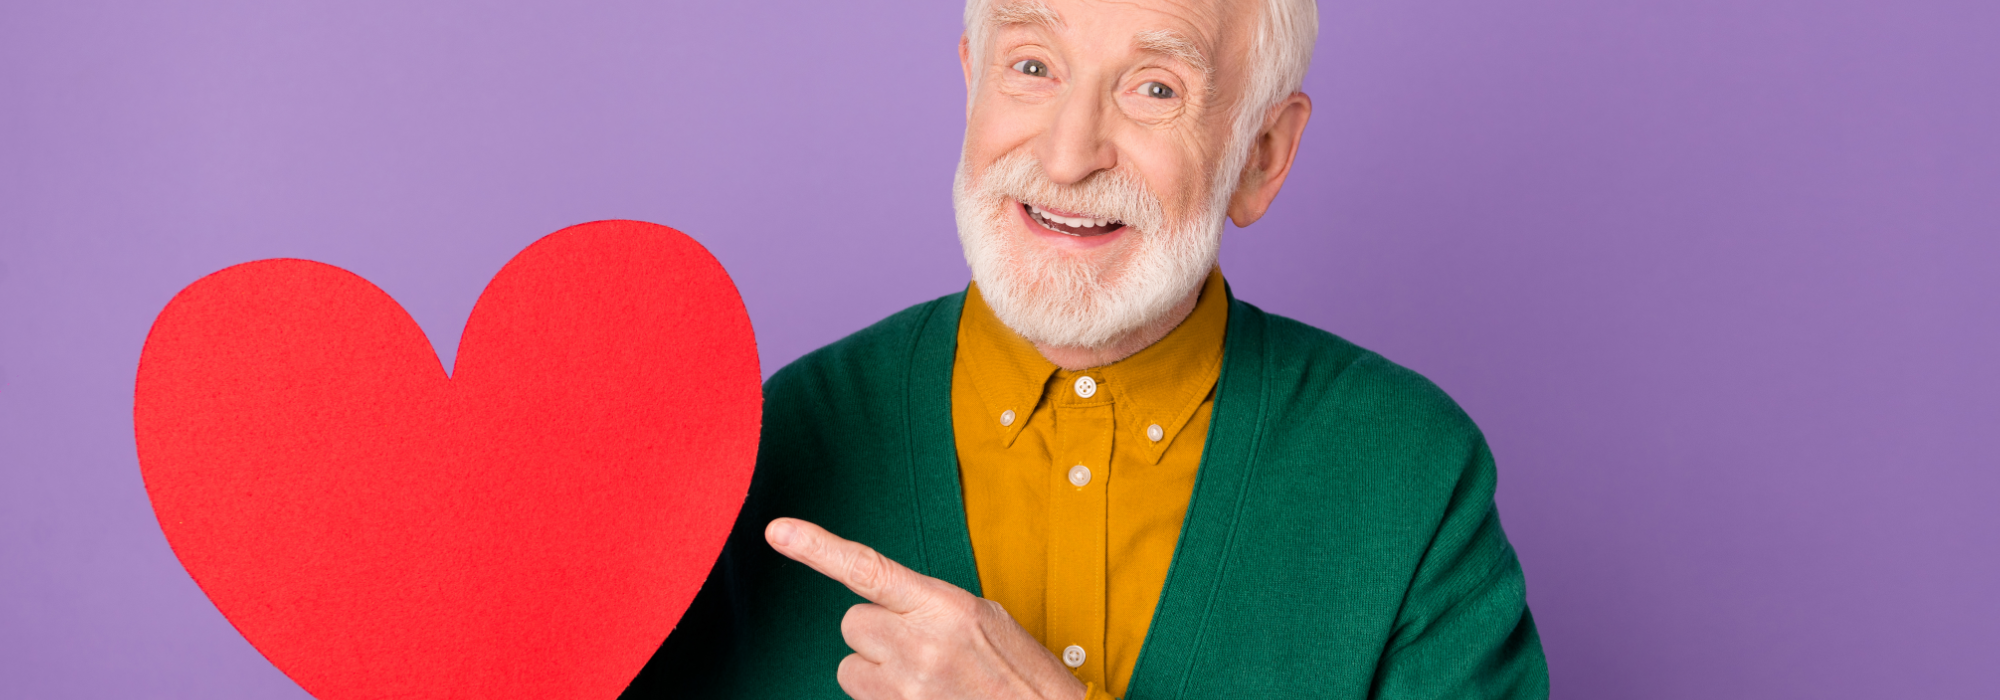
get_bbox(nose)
[1034,84,1118,186]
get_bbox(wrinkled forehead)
[974,0,1255,71]
[977,0,1248,30]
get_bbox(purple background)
[3,1,1996,697]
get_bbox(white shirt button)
[1147,423,1164,442]
[1062,644,1086,668]
[1068,465,1091,487]
[1073,375,1097,398]
[1000,409,1016,427]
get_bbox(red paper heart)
[133,220,760,699]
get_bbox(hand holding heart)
[765,518,1088,700]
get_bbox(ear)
[960,35,975,88]
[1226,92,1313,228]
[960,34,976,117]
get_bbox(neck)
[1033,282,1205,371]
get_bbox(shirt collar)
[958,268,1229,463]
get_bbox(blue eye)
[1141,81,1176,99]
[1012,59,1049,77]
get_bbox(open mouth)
[1023,202,1125,237]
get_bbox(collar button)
[1073,375,1097,398]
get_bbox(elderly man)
[626,0,1547,697]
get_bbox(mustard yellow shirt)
[952,269,1228,699]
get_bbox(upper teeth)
[1030,205,1116,229]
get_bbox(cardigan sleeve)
[1369,438,1549,700]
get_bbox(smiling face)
[953,0,1264,350]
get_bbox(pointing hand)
[765,517,1089,700]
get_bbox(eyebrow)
[986,0,1064,33]
[982,2,1213,89]
[1133,28,1214,84]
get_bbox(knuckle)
[835,654,865,693]
[802,532,830,561]
[845,548,888,591]
[937,590,981,621]
[904,587,966,626]
[841,604,867,637]
[915,639,946,668]
[896,667,929,699]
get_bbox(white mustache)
[953,148,1226,350]
[975,152,1166,235]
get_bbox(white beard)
[952,151,1229,350]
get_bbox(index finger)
[766,517,933,614]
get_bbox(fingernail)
[769,520,796,547]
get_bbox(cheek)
[1122,139,1212,214]
[964,95,1044,165]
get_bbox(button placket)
[1045,389,1111,686]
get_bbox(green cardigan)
[623,289,1548,699]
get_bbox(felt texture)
[133,220,761,700]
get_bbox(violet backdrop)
[3,1,1996,698]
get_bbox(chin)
[953,155,1224,350]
